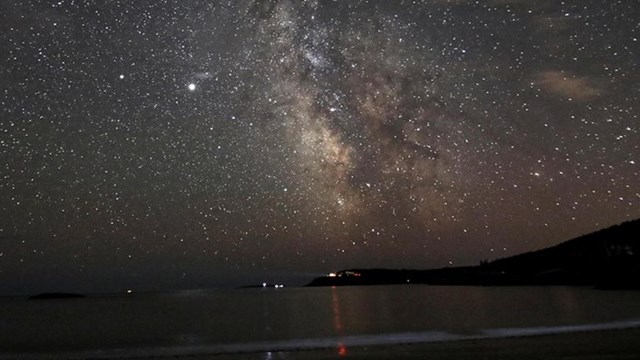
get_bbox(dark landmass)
[308,219,640,289]
[28,292,86,300]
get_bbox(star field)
[0,0,638,293]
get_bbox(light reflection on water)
[331,287,348,357]
[1,285,640,355]
[331,286,343,332]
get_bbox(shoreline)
[3,320,640,359]
[209,327,640,359]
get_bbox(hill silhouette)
[307,219,640,289]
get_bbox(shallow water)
[1,285,640,358]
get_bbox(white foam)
[481,318,640,337]
[4,319,640,359]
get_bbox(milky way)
[0,0,638,293]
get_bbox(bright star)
[188,83,196,91]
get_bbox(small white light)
[188,83,196,91]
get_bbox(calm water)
[1,285,640,358]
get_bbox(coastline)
[208,327,640,360]
[3,321,640,359]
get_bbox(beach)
[207,328,640,360]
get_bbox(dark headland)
[307,219,640,289]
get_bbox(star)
[0,0,637,293]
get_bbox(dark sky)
[0,0,638,294]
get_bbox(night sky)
[1,0,638,294]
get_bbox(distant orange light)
[337,344,347,357]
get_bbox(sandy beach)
[2,326,639,359]
[206,328,640,360]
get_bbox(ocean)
[1,285,640,359]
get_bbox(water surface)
[1,285,639,358]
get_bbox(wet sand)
[4,327,639,359]
[207,328,640,360]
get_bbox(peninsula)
[308,219,640,289]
